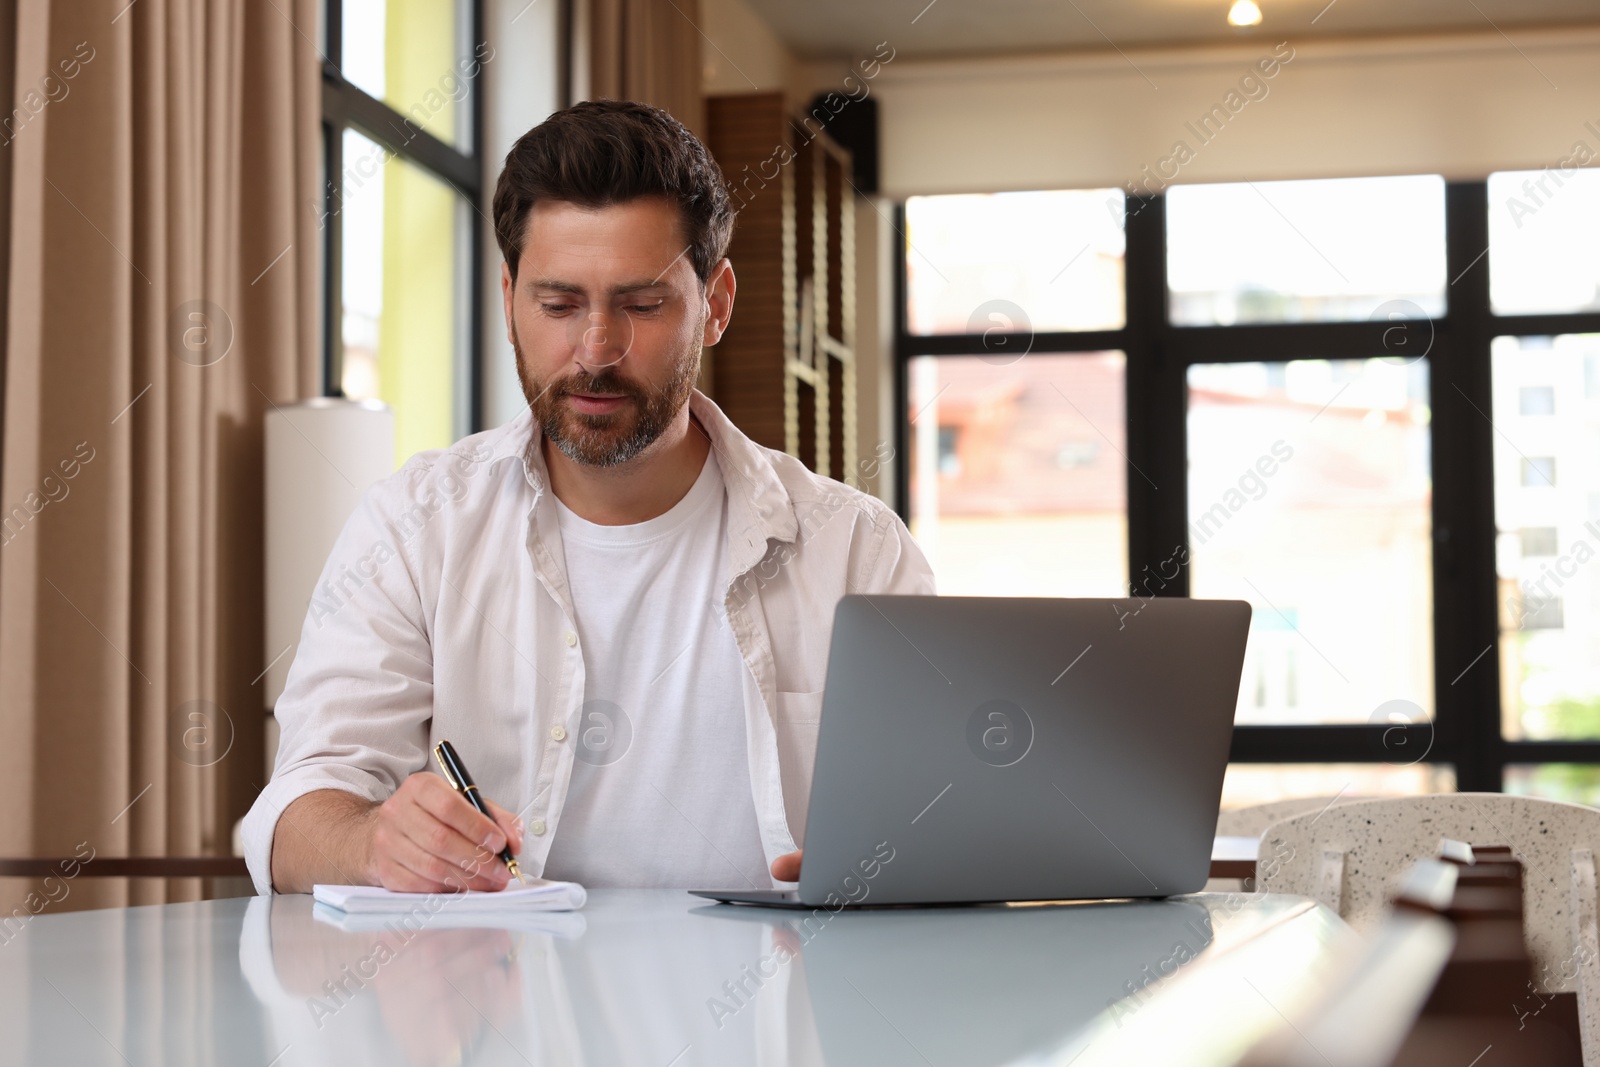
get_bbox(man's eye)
[625,303,663,315]
[540,303,576,315]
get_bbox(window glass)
[905,190,1125,335]
[1504,764,1600,806]
[1187,358,1433,725]
[1167,176,1447,326]
[340,127,468,468]
[342,0,475,151]
[1488,168,1600,315]
[1492,334,1600,740]
[1221,763,1455,811]
[1521,386,1556,417]
[1521,527,1560,557]
[908,352,1128,597]
[1522,457,1557,487]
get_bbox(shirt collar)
[689,390,799,574]
[484,391,799,564]
[482,406,545,492]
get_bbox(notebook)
[311,901,589,938]
[312,878,587,914]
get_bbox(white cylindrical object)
[265,399,395,712]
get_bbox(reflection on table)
[0,888,1355,1066]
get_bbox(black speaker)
[804,93,879,195]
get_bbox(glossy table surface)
[0,889,1354,1067]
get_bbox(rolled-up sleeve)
[241,471,437,894]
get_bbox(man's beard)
[513,323,701,468]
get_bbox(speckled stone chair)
[1215,794,1380,838]
[1255,793,1600,1064]
[1202,795,1382,893]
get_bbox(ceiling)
[741,0,1600,61]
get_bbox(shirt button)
[564,631,577,647]
[529,819,547,836]
[550,725,568,742]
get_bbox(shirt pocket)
[772,690,825,843]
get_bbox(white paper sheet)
[312,878,587,914]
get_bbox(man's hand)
[365,773,525,893]
[770,850,802,883]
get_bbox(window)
[341,0,475,151]
[905,190,1125,334]
[324,0,483,467]
[1222,764,1455,810]
[1520,527,1559,557]
[1187,358,1433,725]
[1505,764,1600,806]
[1519,386,1556,417]
[895,173,1600,801]
[936,425,961,476]
[906,352,1128,597]
[1494,334,1600,740]
[1522,457,1557,487]
[338,129,471,464]
[1488,169,1600,316]
[1166,175,1446,326]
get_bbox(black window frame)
[320,0,486,433]
[893,181,1600,791]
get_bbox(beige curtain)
[587,0,704,135]
[0,0,321,910]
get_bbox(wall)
[793,27,1600,196]
[700,0,795,98]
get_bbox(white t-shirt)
[541,450,769,888]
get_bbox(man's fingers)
[484,799,524,854]
[367,773,520,894]
[402,807,510,886]
[380,831,506,893]
[771,850,803,883]
[413,775,507,854]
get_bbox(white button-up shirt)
[242,391,935,893]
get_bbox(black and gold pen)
[433,740,526,885]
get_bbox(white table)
[0,889,1354,1066]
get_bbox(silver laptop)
[691,595,1251,908]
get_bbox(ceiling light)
[1228,0,1262,26]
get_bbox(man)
[243,100,934,895]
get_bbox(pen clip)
[433,742,464,791]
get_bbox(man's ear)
[702,259,736,346]
[500,261,516,347]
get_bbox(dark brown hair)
[492,100,735,284]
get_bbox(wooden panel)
[0,857,248,878]
[589,0,704,135]
[706,94,789,451]
[706,93,857,476]
[825,152,845,346]
[797,379,816,471]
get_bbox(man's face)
[501,197,732,467]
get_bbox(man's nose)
[575,311,627,370]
